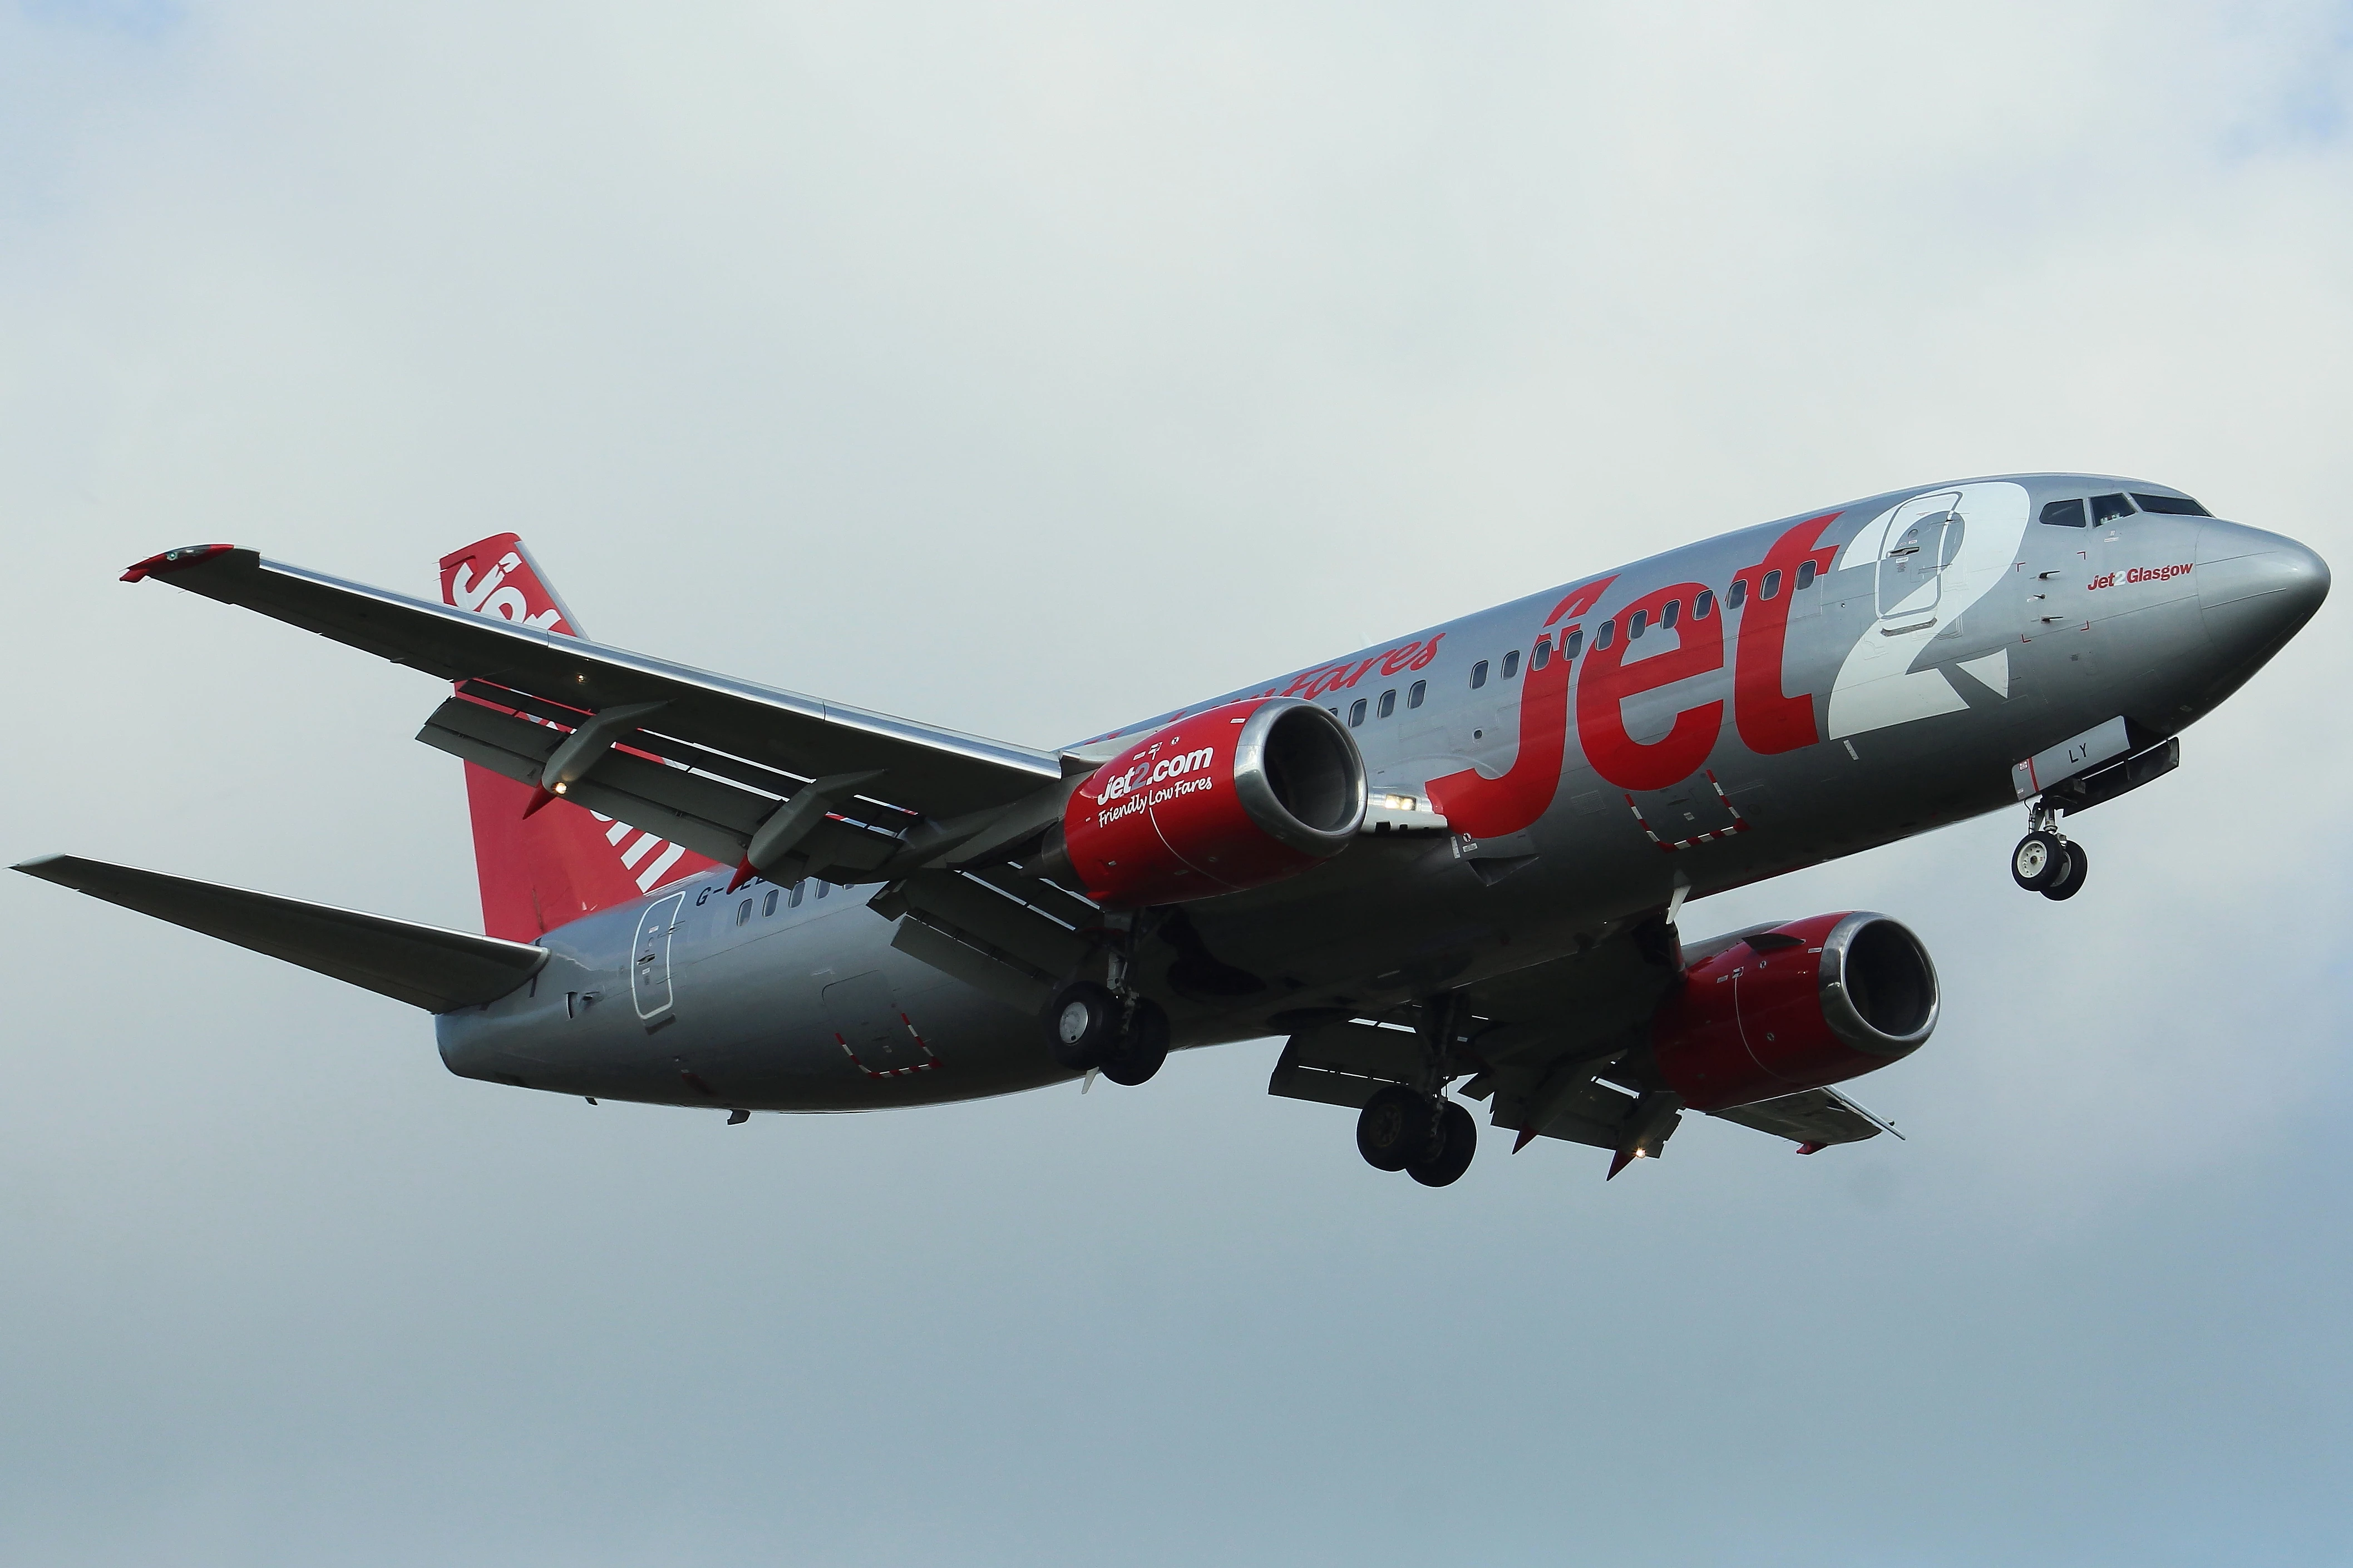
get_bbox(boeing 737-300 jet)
[18,475,2328,1184]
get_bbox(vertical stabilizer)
[437,535,718,940]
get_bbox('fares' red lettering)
[1577,581,1724,790]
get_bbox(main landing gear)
[1043,918,1170,1086]
[1044,981,1170,1085]
[1357,1086,1478,1187]
[1352,991,1480,1187]
[2012,805,2089,902]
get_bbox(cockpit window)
[2040,498,2087,528]
[2132,492,2211,516]
[2090,493,2137,525]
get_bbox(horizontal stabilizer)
[14,855,547,1013]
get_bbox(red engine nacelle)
[1053,697,1367,907]
[1650,912,1938,1111]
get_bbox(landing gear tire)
[2011,830,2067,892]
[1044,981,1119,1071]
[2042,839,2089,901]
[1407,1100,1478,1188]
[1356,1085,1436,1172]
[1097,1000,1170,1086]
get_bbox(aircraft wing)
[1269,914,1887,1169]
[123,546,1071,880]
[15,854,546,1012]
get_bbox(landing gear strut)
[2013,802,2089,902]
[1351,993,1479,1187]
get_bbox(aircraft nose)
[2196,520,2330,671]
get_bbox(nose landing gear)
[2012,805,2088,902]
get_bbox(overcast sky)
[4,3,2351,1564]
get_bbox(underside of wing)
[124,546,1072,882]
[1268,911,1899,1176]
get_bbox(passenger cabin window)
[1661,598,1681,630]
[816,881,830,899]
[1796,560,1817,590]
[1408,680,1427,709]
[2133,492,2212,516]
[1348,698,1367,726]
[763,889,778,917]
[1628,610,1647,641]
[1595,619,1615,651]
[736,898,753,926]
[1762,569,1783,600]
[1502,650,1521,679]
[1377,689,1397,718]
[1532,637,1552,670]
[1469,660,1489,689]
[2090,493,2137,525]
[790,883,805,907]
[1728,577,1748,609]
[2040,498,2088,528]
[1694,588,1715,619]
[1562,627,1584,659]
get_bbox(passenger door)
[630,892,688,1026]
[1870,490,1964,635]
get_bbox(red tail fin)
[437,535,719,940]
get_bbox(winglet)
[121,544,234,583]
[724,858,758,894]
[1512,1127,1539,1154]
[1606,1148,1637,1180]
[1795,1141,1826,1155]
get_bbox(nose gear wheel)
[2011,829,2066,892]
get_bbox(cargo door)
[822,971,939,1079]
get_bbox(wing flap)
[1707,1088,1887,1147]
[1268,1022,1430,1109]
[16,855,546,1013]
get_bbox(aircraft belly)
[437,879,1057,1112]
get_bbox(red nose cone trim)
[121,543,234,583]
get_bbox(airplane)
[17,474,2328,1185]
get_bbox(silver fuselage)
[437,474,2327,1112]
